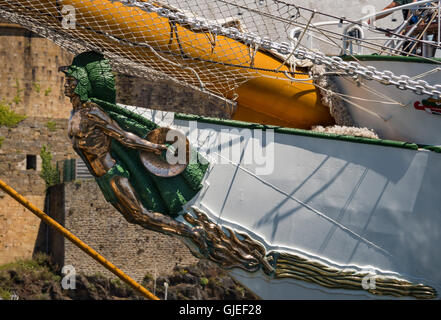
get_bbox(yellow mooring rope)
[0,178,159,300]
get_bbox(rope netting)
[0,0,315,101]
[1,0,440,134]
[1,1,440,99]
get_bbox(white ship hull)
[139,107,441,300]
[332,56,441,145]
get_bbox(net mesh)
[2,1,438,109]
[0,0,327,102]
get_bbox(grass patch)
[0,287,11,300]
[199,277,209,286]
[142,272,153,284]
[110,278,122,287]
[46,121,57,131]
[39,145,60,188]
[0,101,27,128]
[178,268,188,275]
[32,82,41,94]
[0,253,59,282]
[0,258,41,272]
[12,79,23,105]
[235,285,245,298]
[0,136,4,148]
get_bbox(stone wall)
[0,23,73,119]
[0,22,75,265]
[0,117,77,198]
[0,195,43,265]
[0,117,76,167]
[0,116,77,265]
[46,181,198,283]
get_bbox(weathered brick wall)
[51,181,198,282]
[0,117,77,265]
[0,195,43,265]
[0,117,76,166]
[0,117,77,197]
[0,22,75,265]
[0,23,73,119]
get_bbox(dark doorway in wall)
[26,155,37,170]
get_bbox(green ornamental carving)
[61,51,208,217]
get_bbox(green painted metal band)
[341,55,441,64]
[63,159,76,182]
[174,113,441,153]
